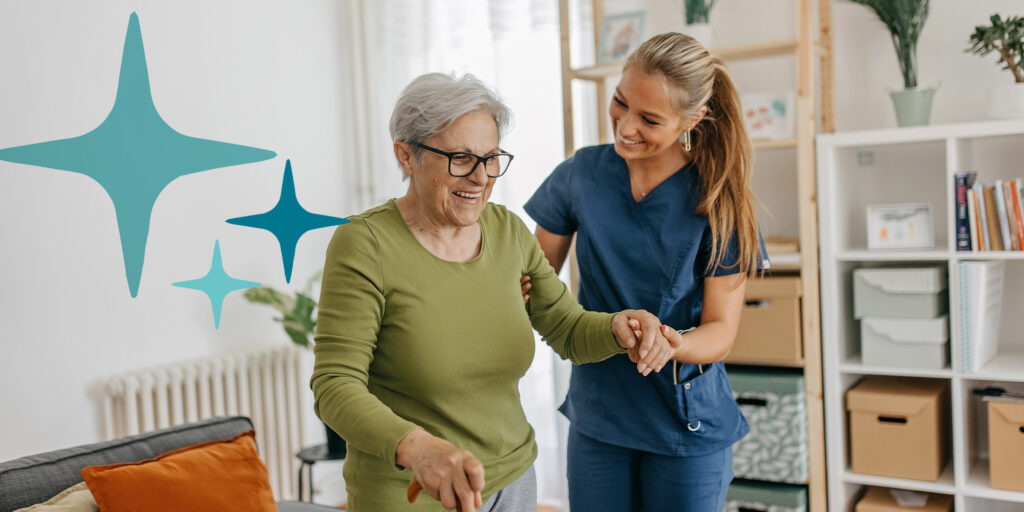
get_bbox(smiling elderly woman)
[310,73,674,512]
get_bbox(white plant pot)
[684,23,713,49]
[986,83,1024,119]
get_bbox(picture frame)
[866,203,935,250]
[597,11,645,64]
[740,92,796,140]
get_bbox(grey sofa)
[0,416,337,512]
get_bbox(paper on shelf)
[889,489,929,507]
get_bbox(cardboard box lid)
[729,369,805,395]
[846,377,946,416]
[989,400,1024,424]
[745,276,802,299]
[854,267,947,294]
[862,316,949,344]
[857,487,952,511]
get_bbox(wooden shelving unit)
[817,119,1024,512]
[556,1,834,511]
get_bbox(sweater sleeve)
[512,213,625,363]
[310,219,418,465]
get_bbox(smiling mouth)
[617,134,643,146]
[453,190,482,199]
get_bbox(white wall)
[0,0,355,463]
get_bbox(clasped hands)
[611,309,684,376]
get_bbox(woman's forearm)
[671,320,735,365]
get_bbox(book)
[968,189,979,251]
[954,172,976,251]
[1004,181,1022,250]
[1011,180,1024,250]
[994,179,1013,250]
[959,260,1004,372]
[983,186,1005,251]
[974,183,990,250]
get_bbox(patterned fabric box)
[729,369,808,484]
[726,480,807,512]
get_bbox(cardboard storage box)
[729,370,808,483]
[988,399,1024,492]
[853,268,947,319]
[846,377,949,481]
[725,480,806,512]
[854,487,952,512]
[727,276,802,365]
[861,316,949,369]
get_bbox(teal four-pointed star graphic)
[227,159,348,283]
[0,13,276,297]
[173,241,261,329]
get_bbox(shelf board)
[954,251,1024,261]
[570,39,821,81]
[836,249,949,262]
[843,464,955,495]
[963,352,1024,383]
[840,356,953,378]
[767,251,802,271]
[754,138,798,150]
[964,461,1024,503]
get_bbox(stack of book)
[954,171,1024,251]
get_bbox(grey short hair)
[389,73,513,165]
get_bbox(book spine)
[984,187,1005,251]
[1004,181,1021,250]
[1012,180,1024,250]
[968,188,979,251]
[975,183,989,251]
[994,179,1012,249]
[955,172,971,251]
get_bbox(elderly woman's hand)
[611,310,675,377]
[396,428,485,512]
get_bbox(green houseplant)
[681,0,716,48]
[966,14,1024,119]
[244,273,347,457]
[850,0,936,126]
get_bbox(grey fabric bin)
[853,267,948,319]
[725,480,807,512]
[861,315,949,369]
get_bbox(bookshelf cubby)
[818,120,1024,512]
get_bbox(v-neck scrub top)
[525,144,763,456]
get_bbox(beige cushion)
[13,482,98,512]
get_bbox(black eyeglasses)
[414,142,514,178]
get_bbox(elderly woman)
[310,72,674,512]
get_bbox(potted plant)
[850,0,935,127]
[244,272,346,458]
[682,0,716,48]
[966,14,1024,119]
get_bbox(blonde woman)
[524,33,766,511]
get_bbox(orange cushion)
[81,430,276,512]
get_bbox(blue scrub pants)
[567,426,733,512]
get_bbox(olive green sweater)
[310,200,623,510]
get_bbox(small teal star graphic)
[0,13,276,297]
[173,240,261,329]
[227,159,348,283]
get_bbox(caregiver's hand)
[612,310,672,376]
[396,428,484,512]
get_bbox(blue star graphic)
[0,13,276,297]
[227,159,348,283]
[172,240,261,329]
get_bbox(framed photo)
[597,11,645,63]
[740,92,795,140]
[866,203,934,250]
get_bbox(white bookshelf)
[817,120,1024,512]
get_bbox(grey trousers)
[478,466,537,512]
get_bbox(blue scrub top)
[525,144,763,457]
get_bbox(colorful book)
[994,179,1013,250]
[983,186,1005,251]
[968,188,979,251]
[1012,180,1024,250]
[974,183,990,250]
[1004,181,1022,250]
[954,172,976,251]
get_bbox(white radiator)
[101,344,307,500]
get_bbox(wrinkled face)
[609,67,688,162]
[410,110,500,229]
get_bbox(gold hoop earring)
[679,131,691,151]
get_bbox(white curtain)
[341,0,577,507]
